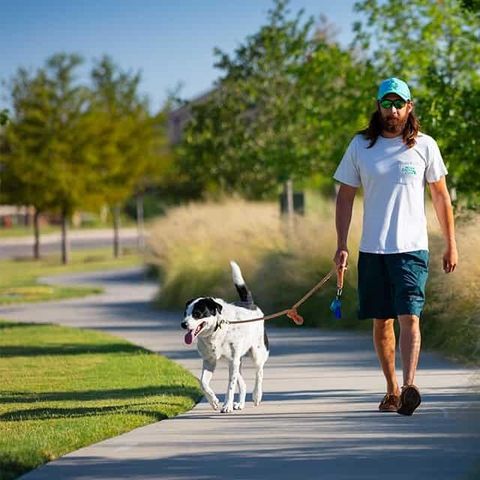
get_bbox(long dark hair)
[359,108,420,149]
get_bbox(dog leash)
[223,266,345,326]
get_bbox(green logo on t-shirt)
[401,165,416,176]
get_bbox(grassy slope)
[0,321,202,480]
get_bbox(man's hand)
[334,248,349,273]
[443,244,458,273]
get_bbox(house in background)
[167,89,213,145]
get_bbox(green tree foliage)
[42,54,96,221]
[353,0,480,207]
[296,24,375,184]
[1,53,172,260]
[1,68,54,258]
[461,0,480,12]
[420,74,480,208]
[1,68,57,214]
[1,55,94,261]
[179,0,373,199]
[0,109,8,125]
[88,56,173,255]
[89,56,146,207]
[91,56,173,198]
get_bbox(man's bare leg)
[373,318,400,395]
[398,314,421,386]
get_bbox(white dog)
[181,261,269,413]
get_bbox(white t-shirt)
[333,133,448,254]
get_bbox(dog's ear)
[205,297,223,315]
[185,298,196,309]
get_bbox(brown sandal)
[379,393,400,412]
[397,385,421,416]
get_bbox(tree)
[178,0,373,205]
[353,0,480,207]
[1,54,95,263]
[1,68,52,258]
[89,56,172,256]
[44,53,95,263]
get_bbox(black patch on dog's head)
[189,297,223,319]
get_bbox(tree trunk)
[113,204,121,258]
[283,178,294,237]
[136,193,145,252]
[61,208,70,265]
[33,208,41,260]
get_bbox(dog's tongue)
[184,331,193,345]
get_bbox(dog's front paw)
[252,391,262,406]
[233,402,245,411]
[210,398,220,410]
[221,403,234,413]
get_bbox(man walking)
[333,77,458,415]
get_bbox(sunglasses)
[379,99,407,109]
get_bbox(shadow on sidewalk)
[20,407,480,480]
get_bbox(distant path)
[0,268,478,480]
[0,228,139,259]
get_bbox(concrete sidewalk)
[0,227,142,259]
[0,268,478,480]
[0,228,139,246]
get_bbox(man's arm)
[428,176,458,273]
[334,183,358,271]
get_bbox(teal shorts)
[357,250,429,319]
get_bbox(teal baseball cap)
[377,77,411,101]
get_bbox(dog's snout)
[181,321,188,330]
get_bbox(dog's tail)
[230,260,254,306]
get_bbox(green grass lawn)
[0,248,141,304]
[0,320,202,480]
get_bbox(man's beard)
[380,114,408,135]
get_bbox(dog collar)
[214,317,229,332]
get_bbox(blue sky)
[0,1,361,111]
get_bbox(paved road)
[0,268,478,480]
[0,228,139,259]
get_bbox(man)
[333,77,458,416]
